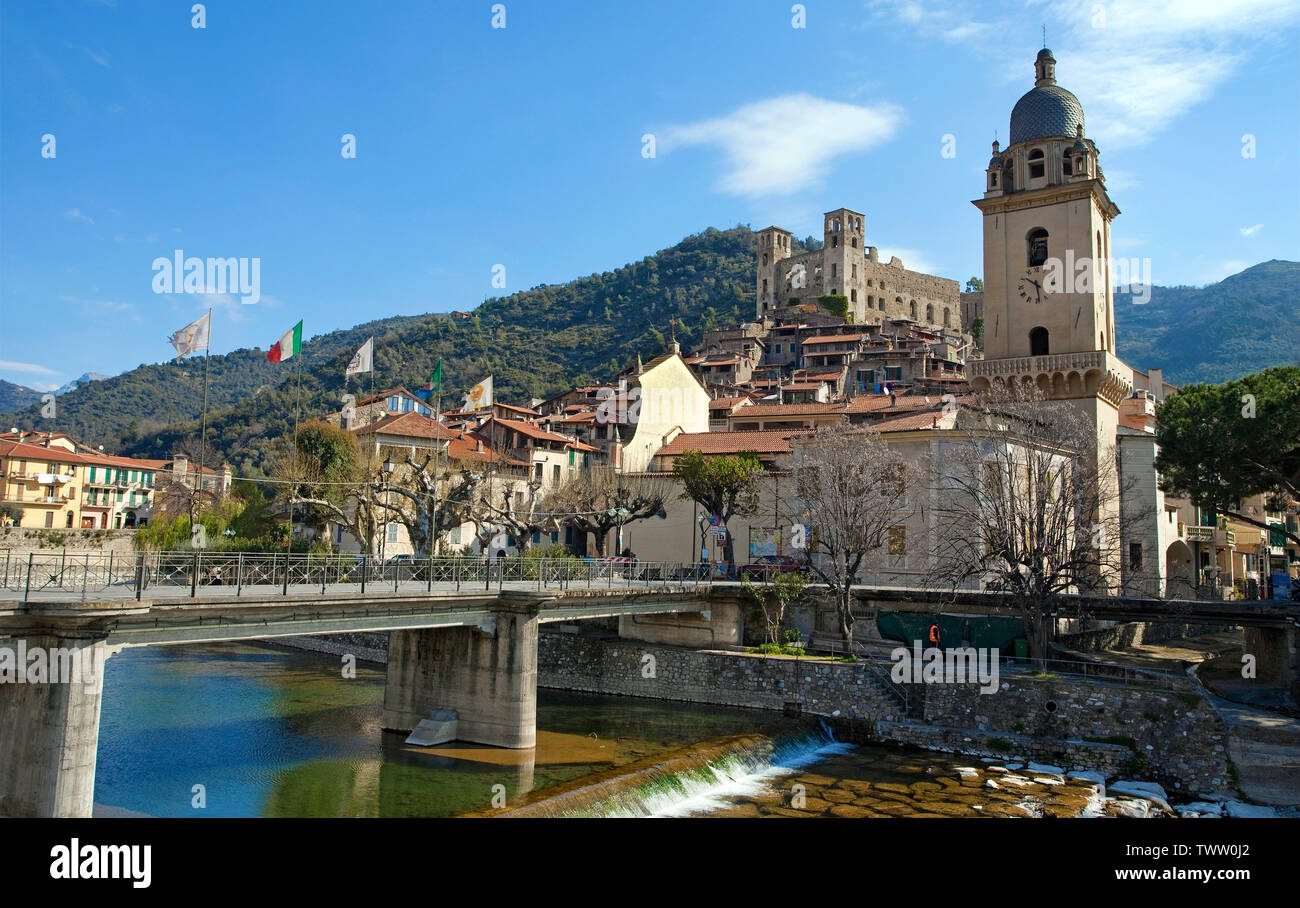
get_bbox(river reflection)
[94,642,773,818]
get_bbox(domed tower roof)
[1009,48,1085,145]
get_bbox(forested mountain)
[0,223,1292,478]
[0,227,756,476]
[0,380,41,413]
[1112,259,1299,385]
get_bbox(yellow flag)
[465,375,493,410]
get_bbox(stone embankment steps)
[1209,696,1300,806]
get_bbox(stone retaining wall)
[1060,622,1235,653]
[916,671,1233,795]
[537,632,1234,796]
[538,632,903,720]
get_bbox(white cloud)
[1201,259,1250,284]
[1101,169,1138,192]
[0,360,59,376]
[193,292,255,322]
[660,94,905,197]
[65,208,94,224]
[874,247,944,277]
[868,0,1300,150]
[1239,224,1263,237]
[63,42,110,67]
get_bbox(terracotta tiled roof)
[708,397,750,411]
[655,429,810,457]
[0,442,92,466]
[490,417,589,448]
[732,402,846,418]
[861,410,959,433]
[0,442,221,474]
[495,402,542,417]
[354,412,459,440]
[799,333,867,346]
[355,386,426,407]
[844,394,970,415]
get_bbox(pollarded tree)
[671,450,765,569]
[547,466,668,557]
[792,428,913,649]
[927,386,1136,660]
[470,472,557,553]
[1156,366,1300,548]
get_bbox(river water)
[93,642,1138,818]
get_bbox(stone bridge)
[3,556,1296,817]
[0,579,728,818]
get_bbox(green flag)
[430,359,442,392]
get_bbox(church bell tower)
[969,48,1132,415]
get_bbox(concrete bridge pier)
[382,598,540,748]
[0,633,109,818]
[1243,624,1299,702]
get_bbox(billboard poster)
[749,527,781,557]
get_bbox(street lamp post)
[380,456,395,564]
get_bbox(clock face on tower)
[1018,270,1044,304]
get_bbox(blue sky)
[2,0,1297,390]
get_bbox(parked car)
[738,554,804,581]
[384,554,420,580]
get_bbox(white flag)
[465,375,493,410]
[168,310,211,358]
[346,337,373,376]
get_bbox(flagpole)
[195,309,212,532]
[291,344,303,554]
[431,379,441,559]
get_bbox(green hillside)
[1113,259,1299,384]
[0,380,41,414]
[1,226,1292,477]
[1,227,757,475]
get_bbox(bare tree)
[367,442,538,557]
[792,428,914,649]
[474,476,557,551]
[546,466,668,557]
[927,385,1137,660]
[285,436,384,554]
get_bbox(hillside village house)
[0,432,229,531]
[334,410,595,558]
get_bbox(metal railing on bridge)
[0,550,713,603]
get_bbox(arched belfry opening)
[1029,326,1050,356]
[1027,228,1049,267]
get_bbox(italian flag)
[267,320,302,362]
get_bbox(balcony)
[969,350,1111,379]
[27,495,71,505]
[7,471,74,484]
[1182,524,1236,546]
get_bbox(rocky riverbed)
[698,749,1179,818]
